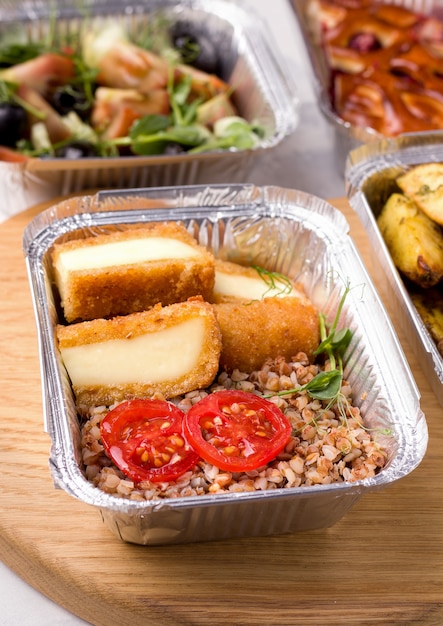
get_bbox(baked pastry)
[306,0,443,136]
[56,297,222,406]
[210,260,320,372]
[52,222,215,322]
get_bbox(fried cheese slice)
[210,259,308,303]
[56,297,222,406]
[52,222,215,322]
[210,260,320,372]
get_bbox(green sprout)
[253,266,294,298]
[266,280,354,406]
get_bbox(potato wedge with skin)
[377,193,443,288]
[397,162,443,225]
[410,286,443,357]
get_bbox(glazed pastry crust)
[306,0,443,136]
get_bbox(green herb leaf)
[130,114,171,138]
[253,266,293,298]
[267,279,355,404]
[0,43,44,67]
[129,117,209,155]
[0,79,16,103]
[301,370,343,400]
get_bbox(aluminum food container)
[23,183,427,545]
[346,130,443,408]
[0,0,299,218]
[290,0,442,174]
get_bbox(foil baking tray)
[290,0,442,174]
[0,0,299,217]
[346,130,443,408]
[23,184,427,545]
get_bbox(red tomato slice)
[183,390,292,472]
[100,399,199,483]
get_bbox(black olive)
[54,140,98,159]
[172,29,220,75]
[50,85,93,120]
[0,103,27,147]
[163,142,187,155]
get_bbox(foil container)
[290,0,441,174]
[0,0,299,218]
[23,184,427,545]
[346,130,443,408]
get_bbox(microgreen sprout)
[266,280,354,405]
[0,79,46,120]
[253,266,293,298]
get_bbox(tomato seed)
[224,445,237,456]
[169,435,184,447]
[160,421,171,430]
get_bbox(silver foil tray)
[23,183,427,545]
[0,0,299,213]
[290,0,442,174]
[346,130,443,407]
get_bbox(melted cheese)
[60,317,205,386]
[214,272,295,300]
[57,237,198,274]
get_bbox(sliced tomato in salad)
[183,390,292,472]
[100,399,199,483]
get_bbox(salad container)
[0,0,299,218]
[23,183,428,545]
[290,0,443,174]
[346,130,443,408]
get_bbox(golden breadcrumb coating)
[214,298,320,373]
[209,260,320,372]
[52,222,215,322]
[57,297,222,406]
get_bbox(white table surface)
[0,1,345,623]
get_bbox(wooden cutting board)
[0,196,442,626]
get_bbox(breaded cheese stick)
[210,259,309,303]
[56,297,222,406]
[210,260,320,372]
[52,222,215,322]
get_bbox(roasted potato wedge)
[377,193,443,288]
[397,162,443,226]
[410,286,443,357]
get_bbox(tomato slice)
[100,399,199,483]
[183,390,292,472]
